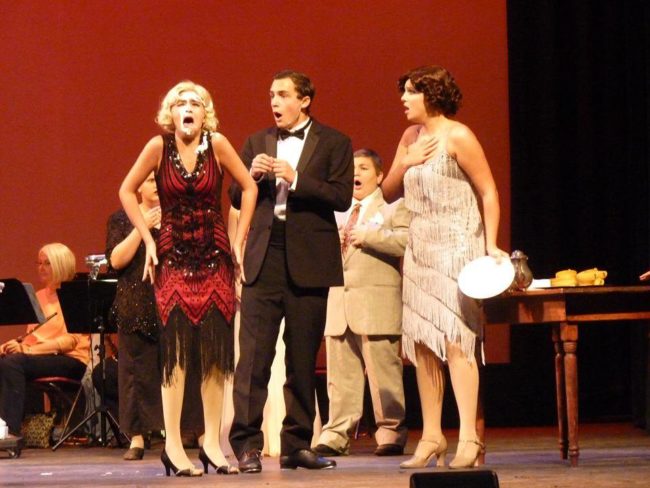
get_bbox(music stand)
[0,279,46,326]
[52,277,124,449]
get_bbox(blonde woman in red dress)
[119,81,257,476]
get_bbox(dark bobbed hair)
[273,70,315,113]
[398,65,462,116]
[353,148,383,175]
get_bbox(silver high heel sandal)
[400,436,448,469]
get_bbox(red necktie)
[341,203,361,255]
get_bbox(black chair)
[31,376,85,449]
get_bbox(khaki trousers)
[318,328,407,452]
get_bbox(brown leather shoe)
[280,449,336,470]
[374,443,404,456]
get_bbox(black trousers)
[0,352,86,434]
[115,331,163,435]
[230,219,328,456]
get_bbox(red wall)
[0,1,510,357]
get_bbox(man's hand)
[349,227,367,248]
[250,154,275,179]
[272,159,296,184]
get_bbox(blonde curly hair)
[155,80,219,133]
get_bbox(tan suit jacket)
[325,194,410,337]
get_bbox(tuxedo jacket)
[230,119,354,288]
[325,195,410,336]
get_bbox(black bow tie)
[278,128,305,140]
[278,119,312,141]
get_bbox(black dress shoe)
[314,443,346,456]
[280,449,337,470]
[238,449,262,473]
[374,443,404,456]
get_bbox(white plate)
[458,256,515,299]
[528,278,551,289]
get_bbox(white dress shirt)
[274,118,312,221]
[336,187,382,227]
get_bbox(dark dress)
[155,131,235,384]
[105,209,163,435]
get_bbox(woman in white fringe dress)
[382,65,508,469]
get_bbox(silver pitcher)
[510,250,533,291]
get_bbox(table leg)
[552,325,567,459]
[560,322,579,467]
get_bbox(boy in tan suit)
[315,149,409,456]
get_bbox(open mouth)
[354,179,362,189]
[182,115,194,125]
[273,111,282,120]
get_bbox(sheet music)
[21,282,45,324]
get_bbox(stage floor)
[1,423,649,487]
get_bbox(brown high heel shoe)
[123,447,144,460]
[400,436,447,469]
[449,438,484,469]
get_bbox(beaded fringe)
[402,272,484,366]
[402,153,486,366]
[160,305,234,386]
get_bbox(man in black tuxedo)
[229,70,353,472]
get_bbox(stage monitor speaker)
[410,470,500,488]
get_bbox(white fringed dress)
[402,151,485,365]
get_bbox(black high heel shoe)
[198,447,239,475]
[160,450,203,477]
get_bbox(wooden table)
[483,285,650,467]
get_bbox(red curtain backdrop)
[0,1,510,357]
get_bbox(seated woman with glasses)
[0,243,91,438]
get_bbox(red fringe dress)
[155,131,235,384]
